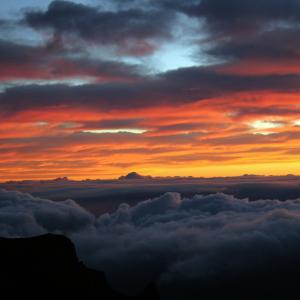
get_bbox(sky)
[1,0,300,180]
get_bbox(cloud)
[0,189,94,236]
[20,0,300,76]
[24,0,173,56]
[208,26,300,75]
[185,0,300,34]
[2,188,300,299]
[2,67,300,115]
[6,0,300,79]
[0,39,142,81]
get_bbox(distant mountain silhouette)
[0,234,159,300]
[53,176,70,181]
[119,172,152,180]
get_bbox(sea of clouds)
[1,189,300,299]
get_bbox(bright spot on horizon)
[83,128,147,134]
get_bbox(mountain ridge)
[0,233,159,300]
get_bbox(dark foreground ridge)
[2,233,300,300]
[0,234,159,300]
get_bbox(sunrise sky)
[1,0,300,180]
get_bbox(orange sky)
[1,91,300,181]
[1,0,300,180]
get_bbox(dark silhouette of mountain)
[53,176,70,181]
[119,172,152,180]
[1,231,300,299]
[0,234,159,300]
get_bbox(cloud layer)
[2,189,300,299]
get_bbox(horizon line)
[1,173,299,184]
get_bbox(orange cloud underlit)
[0,89,300,181]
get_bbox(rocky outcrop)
[0,234,159,300]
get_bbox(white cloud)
[249,120,284,130]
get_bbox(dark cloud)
[185,0,300,72]
[127,0,299,71]
[0,40,50,80]
[55,57,142,81]
[2,188,300,299]
[215,28,300,57]
[24,0,174,56]
[3,0,300,105]
[25,0,300,43]
[207,27,300,67]
[186,0,300,34]
[2,67,300,114]
[8,0,300,74]
[0,40,42,64]
[0,39,141,80]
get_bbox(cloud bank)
[2,189,300,299]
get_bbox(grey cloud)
[0,40,43,64]
[2,188,300,298]
[207,27,300,65]
[7,0,300,79]
[0,39,141,80]
[24,0,174,56]
[167,0,300,67]
[186,0,300,34]
[0,189,94,236]
[2,68,300,115]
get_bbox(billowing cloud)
[2,189,300,299]
[0,189,94,236]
